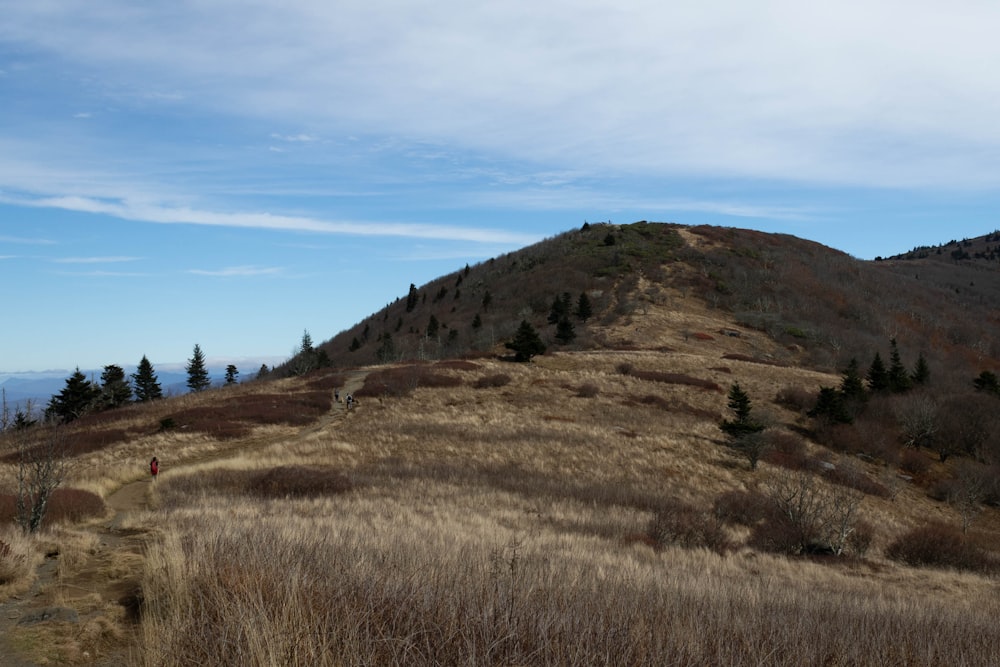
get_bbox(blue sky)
[1,1,998,374]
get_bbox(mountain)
[302,222,999,384]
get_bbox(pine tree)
[376,332,396,363]
[911,352,930,386]
[719,382,765,439]
[481,290,493,312]
[548,292,572,324]
[839,358,866,401]
[406,283,419,312]
[575,292,593,321]
[505,320,546,362]
[866,352,890,393]
[46,368,99,423]
[555,316,576,344]
[225,365,239,385]
[808,386,852,424]
[472,313,483,329]
[349,337,361,352]
[256,364,270,380]
[186,344,211,393]
[98,364,133,409]
[973,370,1000,395]
[132,355,163,402]
[426,314,440,339]
[887,339,912,393]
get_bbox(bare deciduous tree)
[15,429,69,533]
[766,470,864,556]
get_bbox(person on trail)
[335,389,340,403]
[345,394,354,410]
[150,456,159,480]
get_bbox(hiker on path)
[346,394,354,410]
[150,456,159,480]
[335,389,340,403]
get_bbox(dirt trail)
[0,370,368,666]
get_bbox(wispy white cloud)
[0,235,56,245]
[52,256,141,264]
[270,133,319,143]
[12,193,540,245]
[187,265,284,277]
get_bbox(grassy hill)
[2,222,1000,665]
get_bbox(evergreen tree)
[426,314,440,339]
[505,320,546,362]
[575,292,593,321]
[839,358,866,401]
[973,370,1000,395]
[887,339,912,393]
[225,365,239,385]
[186,344,211,393]
[719,382,765,440]
[376,332,396,363]
[349,337,361,352]
[256,363,271,380]
[472,313,483,329]
[132,355,163,402]
[808,386,852,424]
[481,290,493,312]
[98,364,132,409]
[292,329,318,376]
[555,316,576,344]
[46,368,99,423]
[866,352,890,393]
[406,283,419,312]
[547,292,572,324]
[911,352,930,386]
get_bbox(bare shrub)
[763,431,809,471]
[615,362,633,375]
[847,519,875,558]
[822,462,892,499]
[574,383,599,398]
[247,466,353,499]
[473,373,511,389]
[647,500,731,554]
[774,385,814,412]
[712,489,775,526]
[886,522,997,573]
[634,394,670,410]
[899,448,932,477]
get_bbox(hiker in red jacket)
[150,456,159,480]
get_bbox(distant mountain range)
[0,358,284,413]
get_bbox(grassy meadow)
[3,317,1000,664]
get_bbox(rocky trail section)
[0,370,367,666]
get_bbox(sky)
[2,0,999,374]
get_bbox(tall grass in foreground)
[138,488,1000,667]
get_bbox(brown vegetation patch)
[355,365,464,399]
[304,370,347,391]
[473,373,511,389]
[246,466,354,499]
[886,522,998,574]
[721,353,785,367]
[647,499,731,554]
[433,360,480,371]
[0,488,106,526]
[692,332,714,341]
[163,390,332,440]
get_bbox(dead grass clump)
[647,500,731,553]
[574,382,600,398]
[473,373,511,389]
[886,522,998,574]
[822,464,892,498]
[628,369,722,392]
[246,466,353,499]
[634,394,670,410]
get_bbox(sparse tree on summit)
[98,364,132,409]
[46,368,99,423]
[186,344,211,392]
[132,355,163,402]
[225,365,239,385]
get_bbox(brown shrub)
[899,448,932,477]
[647,500,731,554]
[886,522,997,573]
[633,394,670,410]
[305,371,346,391]
[822,464,892,498]
[763,431,810,471]
[692,332,714,341]
[848,520,876,558]
[774,385,815,412]
[356,365,463,398]
[574,383,599,398]
[0,488,105,526]
[712,489,775,526]
[615,362,633,375]
[473,374,511,389]
[434,360,480,371]
[247,466,354,499]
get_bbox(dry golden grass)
[2,302,1000,664]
